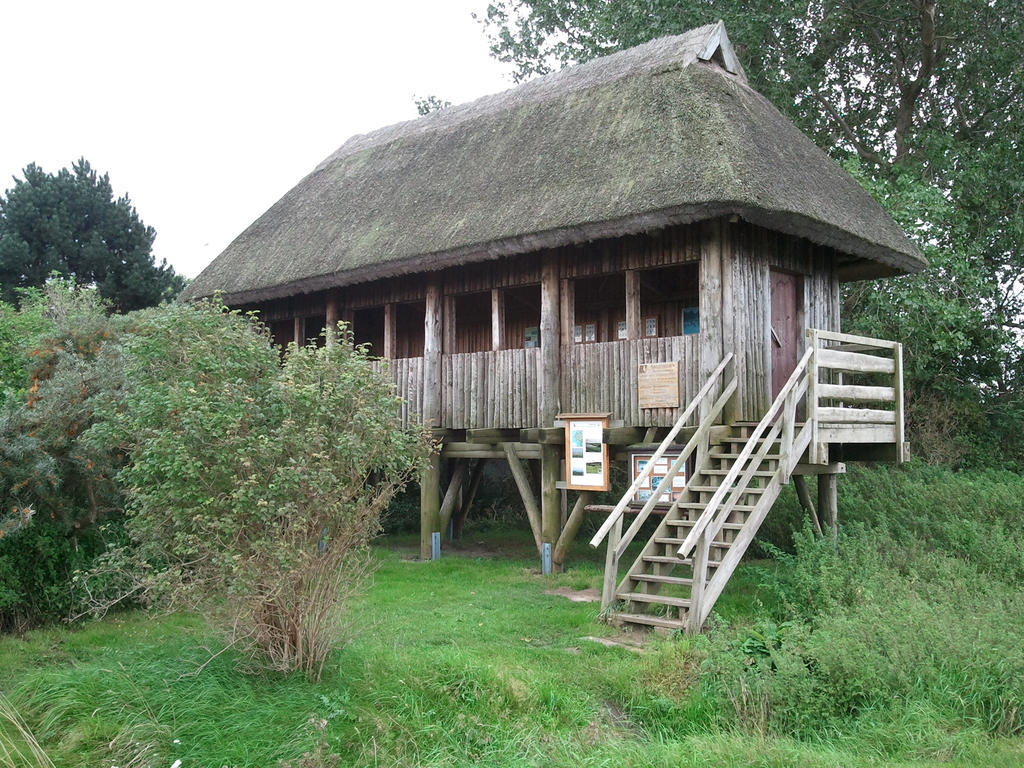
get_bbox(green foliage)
[0,283,128,629]
[704,463,1024,746]
[414,94,452,115]
[108,302,431,677]
[480,0,1024,467]
[0,159,185,311]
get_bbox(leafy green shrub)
[0,283,128,629]
[708,521,1024,747]
[108,301,431,679]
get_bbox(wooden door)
[770,270,801,400]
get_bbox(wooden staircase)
[609,427,788,631]
[590,329,905,633]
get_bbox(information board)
[629,450,687,505]
[638,361,680,409]
[564,415,610,491]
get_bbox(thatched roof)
[183,22,925,304]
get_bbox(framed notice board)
[629,449,687,505]
[563,414,610,491]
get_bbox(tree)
[480,0,1023,466]
[0,159,185,312]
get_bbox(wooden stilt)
[420,452,441,560]
[818,472,838,545]
[452,459,486,538]
[503,443,543,554]
[553,492,593,571]
[540,443,562,571]
[437,460,469,533]
[793,475,823,536]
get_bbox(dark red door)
[770,270,800,400]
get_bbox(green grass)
[1,527,1022,767]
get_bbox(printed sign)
[638,361,680,409]
[630,451,686,505]
[564,416,610,491]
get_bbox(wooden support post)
[559,277,575,408]
[383,303,397,359]
[293,316,305,347]
[540,443,562,570]
[437,460,469,533]
[793,475,823,536]
[601,515,623,611]
[894,342,906,463]
[442,294,456,355]
[491,288,505,352]
[553,491,593,571]
[452,459,486,538]
[420,451,441,560]
[540,257,561,425]
[325,294,339,347]
[818,472,838,545]
[686,532,711,633]
[720,219,737,424]
[807,328,820,463]
[625,269,641,339]
[503,443,543,554]
[423,280,442,428]
[699,219,724,390]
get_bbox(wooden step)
[654,536,733,548]
[642,554,722,567]
[702,468,776,478]
[709,452,781,460]
[631,573,694,586]
[687,484,766,494]
[665,519,745,531]
[618,591,692,608]
[609,612,686,630]
[673,501,756,513]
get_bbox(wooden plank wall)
[566,337,700,427]
[248,219,842,430]
[725,222,840,420]
[442,348,541,429]
[371,356,425,427]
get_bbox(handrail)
[589,353,734,548]
[613,378,736,560]
[675,346,814,559]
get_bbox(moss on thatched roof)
[184,22,925,304]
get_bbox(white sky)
[0,0,513,278]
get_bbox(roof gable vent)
[698,20,742,76]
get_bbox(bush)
[705,463,1024,749]
[109,301,431,679]
[0,283,127,629]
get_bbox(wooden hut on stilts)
[183,22,925,632]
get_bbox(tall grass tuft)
[0,693,54,768]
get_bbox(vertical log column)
[698,219,725,466]
[420,279,443,560]
[384,303,397,359]
[325,293,339,348]
[539,257,562,571]
[293,315,305,347]
[625,269,641,340]
[559,278,575,409]
[491,288,505,351]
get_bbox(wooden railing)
[566,335,699,427]
[590,353,736,607]
[371,356,424,427]
[443,348,541,429]
[592,328,905,627]
[807,329,905,463]
[676,346,815,561]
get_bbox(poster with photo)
[564,415,609,491]
[630,450,686,505]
